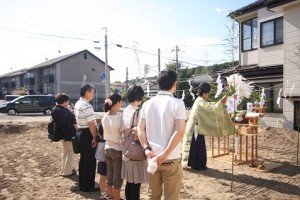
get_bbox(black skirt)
[188,133,207,170]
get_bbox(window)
[84,53,87,60]
[34,97,46,104]
[256,83,283,113]
[242,18,258,51]
[19,97,32,104]
[261,17,283,47]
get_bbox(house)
[111,82,126,94]
[229,0,300,130]
[0,68,27,96]
[0,50,113,111]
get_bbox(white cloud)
[215,7,228,14]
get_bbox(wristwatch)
[143,146,152,152]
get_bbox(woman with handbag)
[121,85,148,200]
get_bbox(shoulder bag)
[122,109,146,161]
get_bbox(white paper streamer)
[260,87,265,107]
[215,73,223,98]
[284,80,289,98]
[290,82,295,97]
[181,90,185,100]
[277,88,282,108]
[226,74,254,99]
[188,80,195,99]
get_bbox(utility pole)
[172,45,180,97]
[158,48,161,72]
[104,27,109,99]
[175,45,179,73]
[126,67,128,106]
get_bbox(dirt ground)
[0,121,300,200]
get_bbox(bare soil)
[0,121,299,200]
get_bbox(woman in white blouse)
[102,93,123,200]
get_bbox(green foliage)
[238,91,260,110]
[111,88,119,94]
[227,85,236,96]
[163,61,238,107]
[121,90,127,100]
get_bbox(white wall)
[257,8,284,67]
[283,3,300,129]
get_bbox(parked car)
[0,95,55,115]
[4,95,22,102]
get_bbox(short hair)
[157,70,177,91]
[80,84,95,97]
[103,93,122,112]
[55,93,70,104]
[126,85,144,103]
[198,82,211,96]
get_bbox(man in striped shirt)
[74,84,98,192]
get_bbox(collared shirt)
[140,91,186,160]
[74,97,96,128]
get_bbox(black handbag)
[71,132,80,154]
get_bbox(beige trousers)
[148,159,183,200]
[61,140,74,175]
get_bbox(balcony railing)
[24,77,35,85]
[43,74,54,83]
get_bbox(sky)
[0,0,255,82]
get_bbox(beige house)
[0,50,113,111]
[230,0,300,130]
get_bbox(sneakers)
[100,193,110,200]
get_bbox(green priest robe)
[182,97,234,166]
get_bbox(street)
[0,112,105,123]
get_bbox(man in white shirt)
[138,69,186,200]
[74,84,98,192]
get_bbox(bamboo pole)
[230,79,236,192]
[297,125,299,165]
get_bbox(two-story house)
[0,49,113,111]
[230,0,300,130]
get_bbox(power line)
[0,25,229,68]
[0,18,101,38]
[0,26,95,41]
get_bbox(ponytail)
[103,93,122,112]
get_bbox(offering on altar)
[247,102,253,112]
